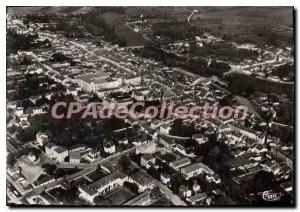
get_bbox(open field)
[15,157,45,184]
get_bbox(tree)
[123,181,139,193]
[129,152,141,165]
[170,173,183,194]
[7,153,16,167]
[42,164,57,175]
[147,166,160,180]
[150,186,160,199]
[252,171,275,193]
[31,147,41,157]
[50,52,71,63]
[118,155,131,171]
[54,168,66,179]
[209,60,231,72]
[169,119,184,137]
[169,119,195,137]
[62,185,78,204]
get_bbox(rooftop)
[130,171,153,187]
[181,162,214,175]
[81,170,127,195]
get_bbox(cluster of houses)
[44,141,117,163]
[7,99,47,130]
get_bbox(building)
[174,144,190,157]
[193,182,201,193]
[119,138,129,145]
[250,144,268,154]
[103,142,116,154]
[159,135,176,149]
[69,144,88,153]
[36,131,48,146]
[192,134,209,144]
[160,173,171,184]
[218,125,231,133]
[136,141,156,154]
[206,174,221,184]
[83,150,101,162]
[129,171,154,192]
[260,160,281,175]
[231,152,258,170]
[169,157,191,170]
[32,107,45,116]
[79,171,128,203]
[270,146,293,168]
[78,72,120,92]
[15,107,23,116]
[19,114,29,122]
[20,120,30,129]
[181,163,214,180]
[159,124,171,135]
[79,170,154,203]
[125,77,142,85]
[280,180,293,193]
[186,192,208,205]
[69,152,81,163]
[67,86,78,96]
[103,96,133,107]
[141,154,156,168]
[230,123,260,140]
[45,142,68,162]
[179,185,192,198]
[27,152,37,163]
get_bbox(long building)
[79,170,128,203]
[78,72,142,93]
[78,72,120,92]
[79,170,154,204]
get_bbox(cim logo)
[259,190,283,202]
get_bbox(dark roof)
[81,171,127,195]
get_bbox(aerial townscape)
[6,6,294,206]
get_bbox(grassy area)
[15,157,45,184]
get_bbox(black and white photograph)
[5,4,295,207]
